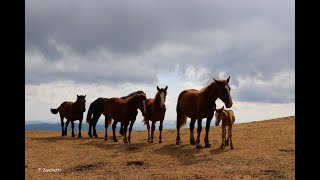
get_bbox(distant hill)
[25,120,177,131]
[25,123,121,131]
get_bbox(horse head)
[213,76,233,108]
[156,85,168,109]
[214,106,224,126]
[77,94,86,112]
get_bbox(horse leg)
[122,121,129,144]
[196,119,203,149]
[204,117,212,148]
[88,121,93,137]
[229,126,234,149]
[60,117,65,136]
[64,120,70,136]
[159,120,164,143]
[78,119,83,138]
[119,122,124,136]
[225,126,229,146]
[150,120,156,143]
[71,121,75,137]
[93,113,101,138]
[189,118,196,145]
[146,120,151,142]
[128,119,135,143]
[93,121,98,138]
[176,112,182,145]
[112,120,118,142]
[220,125,226,149]
[104,116,110,141]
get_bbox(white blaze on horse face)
[225,84,232,107]
[143,100,146,114]
[160,92,165,108]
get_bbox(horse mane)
[121,90,145,100]
[198,81,217,93]
[123,93,138,104]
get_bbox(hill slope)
[26,116,295,179]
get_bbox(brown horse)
[86,91,145,138]
[214,106,235,149]
[50,95,86,138]
[143,86,168,143]
[176,77,233,148]
[104,92,147,143]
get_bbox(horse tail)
[176,99,187,129]
[86,103,94,124]
[50,107,59,114]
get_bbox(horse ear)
[222,106,224,111]
[84,95,86,98]
[157,86,160,91]
[77,95,79,98]
[165,86,168,90]
[227,76,230,83]
[213,78,217,82]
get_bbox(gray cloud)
[26,0,294,103]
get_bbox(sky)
[25,0,295,125]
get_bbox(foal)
[214,106,235,149]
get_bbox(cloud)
[26,0,295,121]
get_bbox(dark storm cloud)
[26,0,294,103]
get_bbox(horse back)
[223,110,235,125]
[60,101,83,120]
[177,89,199,117]
[104,98,126,120]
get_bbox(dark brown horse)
[214,106,235,149]
[50,95,86,138]
[86,91,145,138]
[176,77,233,148]
[104,92,147,143]
[143,86,168,143]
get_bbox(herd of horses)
[50,77,236,149]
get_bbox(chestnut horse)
[86,91,145,138]
[214,106,235,149]
[50,95,86,137]
[176,77,233,148]
[143,86,168,143]
[104,92,147,143]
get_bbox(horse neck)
[124,95,139,109]
[199,82,218,106]
[73,101,83,112]
[153,92,161,108]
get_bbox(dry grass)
[26,116,294,179]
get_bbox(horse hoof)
[220,146,224,149]
[231,147,234,149]
[159,140,163,143]
[78,136,82,138]
[89,135,93,138]
[176,141,181,145]
[72,135,75,137]
[205,144,211,148]
[104,138,108,141]
[196,145,202,149]
[114,139,118,142]
[94,135,98,138]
